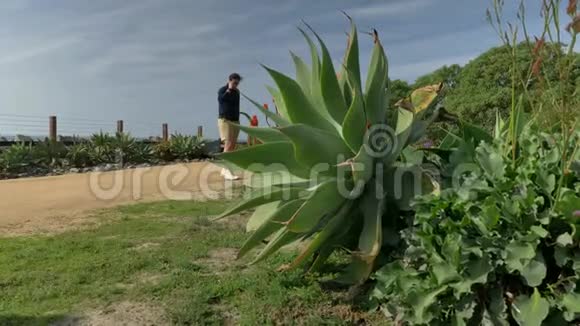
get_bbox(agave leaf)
[250,228,302,264]
[342,83,366,152]
[239,200,304,258]
[351,146,374,191]
[263,66,339,133]
[243,93,290,127]
[338,184,385,284]
[343,16,361,96]
[278,124,354,172]
[306,24,348,124]
[219,142,309,179]
[364,31,389,125]
[233,123,288,143]
[215,187,306,220]
[246,201,282,232]
[266,86,289,120]
[298,28,326,114]
[286,180,346,233]
[289,201,354,268]
[290,51,312,98]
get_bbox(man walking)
[217,73,242,180]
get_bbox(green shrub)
[372,126,580,325]
[89,131,115,164]
[127,142,154,164]
[154,141,173,162]
[0,143,34,173]
[32,139,68,168]
[169,134,206,160]
[67,143,93,168]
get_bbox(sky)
[0,0,573,138]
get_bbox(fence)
[0,114,205,145]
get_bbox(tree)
[414,64,462,89]
[388,79,412,108]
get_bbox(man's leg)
[218,119,239,180]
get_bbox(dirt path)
[0,162,240,235]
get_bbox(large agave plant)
[216,19,445,284]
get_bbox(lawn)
[0,200,380,325]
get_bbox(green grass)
[0,200,381,325]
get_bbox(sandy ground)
[0,162,242,235]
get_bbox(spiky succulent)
[216,19,445,284]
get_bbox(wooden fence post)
[49,116,57,143]
[117,120,124,134]
[162,123,169,142]
[197,126,203,138]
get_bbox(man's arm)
[218,87,233,103]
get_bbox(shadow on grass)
[0,314,76,326]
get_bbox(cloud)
[390,54,478,81]
[348,0,434,18]
[0,37,79,66]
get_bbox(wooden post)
[162,123,169,142]
[117,120,124,134]
[49,115,57,143]
[197,126,203,138]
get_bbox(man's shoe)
[222,169,240,180]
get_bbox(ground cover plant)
[368,0,580,324]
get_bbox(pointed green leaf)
[290,201,354,269]
[219,142,309,179]
[239,200,304,258]
[364,33,388,125]
[511,288,549,326]
[266,86,290,121]
[263,66,338,133]
[234,123,288,143]
[243,93,290,126]
[290,51,312,97]
[341,85,366,152]
[307,24,348,124]
[215,187,306,220]
[343,17,361,95]
[250,228,302,264]
[287,180,345,233]
[246,201,281,232]
[278,124,353,171]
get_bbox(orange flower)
[263,103,269,110]
[567,0,577,15]
[532,37,545,57]
[566,14,580,34]
[250,115,259,127]
[532,57,543,77]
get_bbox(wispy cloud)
[0,37,79,66]
[348,0,434,18]
[390,54,478,81]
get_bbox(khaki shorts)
[218,118,240,144]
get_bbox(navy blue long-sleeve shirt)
[218,85,240,121]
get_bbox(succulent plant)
[216,19,445,284]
